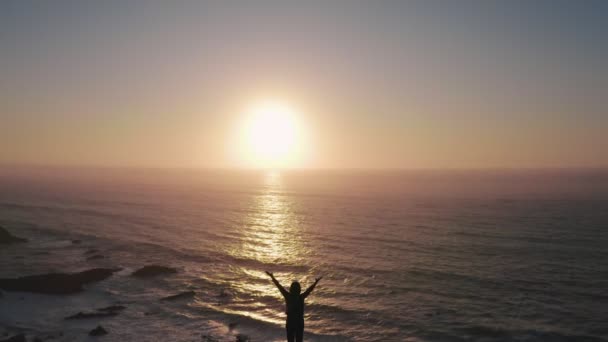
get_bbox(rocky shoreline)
[0,227,27,245]
[0,226,255,342]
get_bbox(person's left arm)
[302,276,322,298]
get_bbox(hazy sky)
[1,0,606,168]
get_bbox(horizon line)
[1,162,607,172]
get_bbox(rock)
[65,305,126,319]
[88,326,108,337]
[131,265,177,278]
[86,254,105,261]
[235,334,250,342]
[160,291,195,301]
[65,311,117,320]
[85,249,100,255]
[0,226,27,244]
[97,305,126,312]
[0,268,119,294]
[0,334,25,342]
[71,239,82,244]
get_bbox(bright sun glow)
[240,101,302,168]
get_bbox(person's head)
[289,281,301,295]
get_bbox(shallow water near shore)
[1,168,607,341]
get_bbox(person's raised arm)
[302,276,322,298]
[266,271,289,298]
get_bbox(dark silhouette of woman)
[266,271,322,342]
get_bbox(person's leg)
[294,320,304,342]
[287,329,295,342]
[286,324,295,342]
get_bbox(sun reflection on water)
[239,171,304,265]
[223,171,307,308]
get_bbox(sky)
[1,0,606,169]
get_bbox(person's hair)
[289,281,301,295]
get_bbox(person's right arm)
[266,271,289,298]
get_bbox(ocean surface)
[1,168,607,341]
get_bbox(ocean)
[1,167,607,341]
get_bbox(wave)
[454,325,608,342]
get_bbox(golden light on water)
[218,171,307,324]
[239,171,304,265]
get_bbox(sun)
[240,100,302,168]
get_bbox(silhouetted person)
[266,271,322,342]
